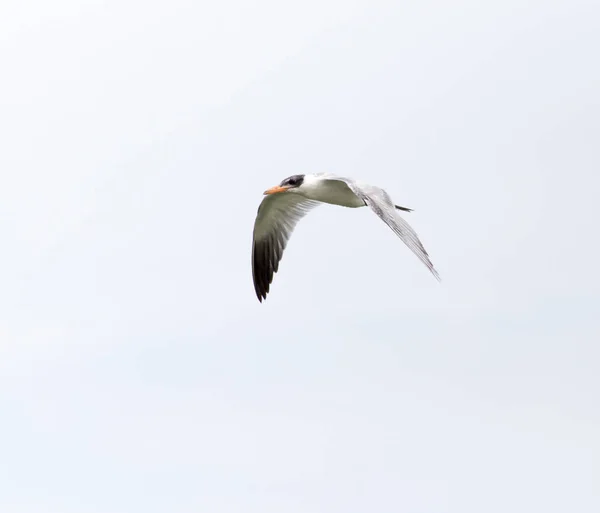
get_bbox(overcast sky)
[1,1,599,512]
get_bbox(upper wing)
[327,177,440,281]
[252,193,320,302]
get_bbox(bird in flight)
[251,173,440,302]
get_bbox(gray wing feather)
[332,178,440,281]
[252,194,320,302]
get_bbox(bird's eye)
[281,175,303,187]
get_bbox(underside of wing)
[328,178,440,281]
[252,194,320,302]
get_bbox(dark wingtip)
[395,205,413,212]
[252,239,272,303]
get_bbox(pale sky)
[1,1,599,512]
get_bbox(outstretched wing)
[252,193,320,302]
[326,177,440,281]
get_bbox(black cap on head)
[280,174,305,187]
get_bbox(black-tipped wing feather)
[252,194,320,302]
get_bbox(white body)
[296,174,365,208]
[251,173,439,302]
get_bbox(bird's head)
[263,174,305,195]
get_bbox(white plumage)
[252,173,439,302]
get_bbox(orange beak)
[263,185,291,195]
